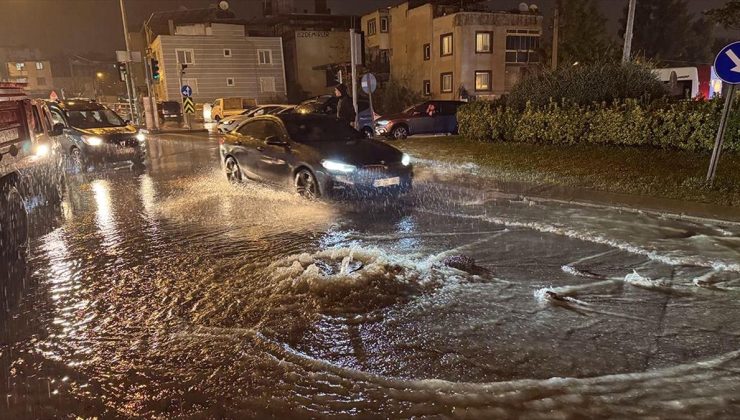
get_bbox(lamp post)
[95,72,104,101]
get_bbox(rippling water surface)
[2,134,740,418]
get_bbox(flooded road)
[2,132,740,418]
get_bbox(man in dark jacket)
[334,83,356,126]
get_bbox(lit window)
[227,77,235,87]
[423,80,431,96]
[176,49,194,64]
[440,33,453,56]
[380,17,389,33]
[258,49,272,65]
[35,62,44,70]
[476,32,492,53]
[475,71,491,91]
[223,49,232,57]
[368,18,377,36]
[441,72,452,93]
[260,77,276,92]
[423,43,431,61]
[15,62,25,71]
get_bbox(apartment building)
[0,47,53,97]
[145,8,287,104]
[385,1,543,100]
[360,8,390,76]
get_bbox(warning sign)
[183,96,195,114]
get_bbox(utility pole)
[622,0,637,63]
[551,3,560,71]
[349,28,359,129]
[179,64,191,130]
[119,0,139,124]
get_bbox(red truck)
[0,82,64,256]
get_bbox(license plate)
[373,177,400,187]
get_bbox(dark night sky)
[0,0,735,57]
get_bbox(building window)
[15,62,25,71]
[379,49,390,63]
[37,77,47,86]
[440,33,453,56]
[226,77,236,87]
[505,30,540,63]
[367,18,377,36]
[380,16,389,33]
[474,71,491,91]
[441,72,453,93]
[476,32,492,53]
[35,62,44,70]
[260,77,276,92]
[423,43,431,61]
[176,49,194,65]
[423,80,431,96]
[223,49,232,57]
[258,49,272,65]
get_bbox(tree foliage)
[705,0,740,30]
[555,0,616,66]
[506,62,666,111]
[620,0,714,65]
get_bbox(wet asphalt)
[1,131,740,418]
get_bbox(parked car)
[295,95,375,138]
[1,83,65,257]
[220,114,412,198]
[217,104,294,133]
[374,100,465,139]
[210,97,257,122]
[47,99,146,170]
[157,101,183,125]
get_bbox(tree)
[705,0,740,30]
[555,0,616,66]
[619,0,714,65]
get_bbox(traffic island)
[394,136,740,210]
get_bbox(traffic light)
[151,58,160,81]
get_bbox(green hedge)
[458,98,740,153]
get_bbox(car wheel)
[391,125,408,140]
[0,183,28,254]
[362,127,374,138]
[45,171,65,205]
[295,169,319,199]
[214,115,221,122]
[224,156,243,183]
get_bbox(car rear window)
[162,102,180,113]
[284,117,363,143]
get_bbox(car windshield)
[284,118,363,143]
[65,108,125,128]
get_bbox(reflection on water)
[2,134,740,418]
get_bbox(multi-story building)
[251,11,358,100]
[0,47,53,97]
[385,0,542,100]
[144,7,287,104]
[360,8,390,77]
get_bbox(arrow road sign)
[714,41,740,85]
[181,85,193,97]
[361,73,377,94]
[183,96,195,114]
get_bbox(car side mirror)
[266,136,288,147]
[51,123,65,136]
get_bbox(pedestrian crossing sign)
[183,96,195,114]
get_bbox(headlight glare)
[376,120,390,126]
[82,135,103,146]
[136,132,146,142]
[401,153,411,166]
[322,160,356,173]
[35,143,50,157]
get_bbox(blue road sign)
[714,41,740,85]
[181,85,193,97]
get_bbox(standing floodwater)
[2,132,739,418]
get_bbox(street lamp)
[95,72,105,100]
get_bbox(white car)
[216,105,295,133]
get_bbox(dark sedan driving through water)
[219,114,412,198]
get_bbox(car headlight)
[34,143,50,157]
[375,120,390,126]
[401,153,411,166]
[322,160,356,173]
[82,135,103,146]
[136,132,146,142]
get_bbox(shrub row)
[457,99,740,153]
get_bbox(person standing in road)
[335,83,356,127]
